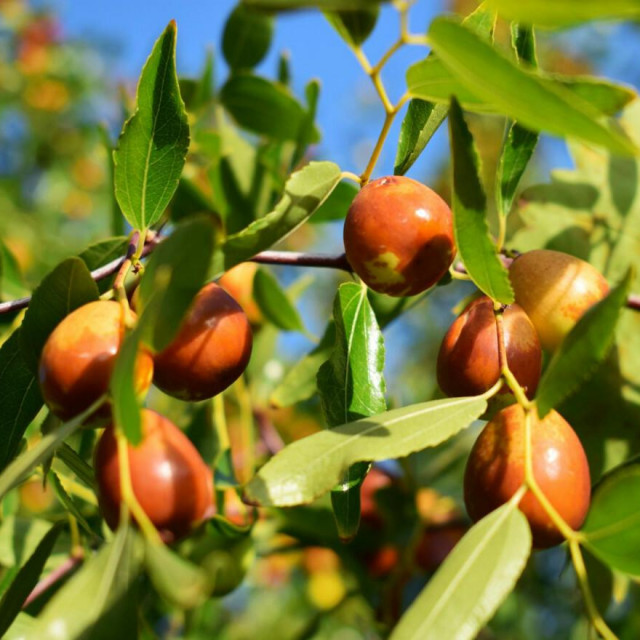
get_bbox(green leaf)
[394,100,448,176]
[77,237,129,295]
[0,332,43,473]
[55,443,96,491]
[291,79,321,171]
[318,283,386,426]
[317,283,386,541]
[145,540,210,609]
[138,217,216,352]
[0,241,26,301]
[496,25,539,218]
[213,161,342,273]
[0,396,105,502]
[310,180,357,223]
[253,268,305,332]
[114,21,190,230]
[48,472,97,540]
[488,0,640,27]
[395,3,495,176]
[25,524,143,640]
[270,321,335,407]
[19,258,99,373]
[245,395,488,506]
[448,99,514,304]
[220,73,319,142]
[0,517,55,568]
[426,18,638,156]
[244,0,386,10]
[323,7,379,46]
[583,462,640,577]
[223,5,274,70]
[390,503,531,640]
[535,270,631,418]
[0,524,62,637]
[110,326,145,445]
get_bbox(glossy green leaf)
[427,18,638,156]
[310,180,357,223]
[223,5,274,70]
[535,270,631,418]
[323,7,379,46]
[19,258,99,373]
[270,321,335,407]
[394,4,494,176]
[221,73,319,142]
[394,100,448,176]
[77,237,129,294]
[0,396,105,502]
[583,463,640,577]
[496,25,539,218]
[138,217,216,352]
[488,0,640,27]
[245,394,488,506]
[114,21,190,231]
[318,283,386,541]
[214,161,342,273]
[449,99,514,304]
[318,283,386,427]
[145,540,210,609]
[25,524,142,640]
[244,0,386,9]
[253,268,305,332]
[391,503,531,640]
[0,332,43,473]
[0,523,62,637]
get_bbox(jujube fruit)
[437,296,541,398]
[464,404,591,548]
[39,300,153,421]
[94,409,213,542]
[218,262,262,325]
[343,176,456,297]
[152,282,253,401]
[509,249,609,352]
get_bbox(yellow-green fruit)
[509,250,609,352]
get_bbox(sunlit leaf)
[114,22,190,230]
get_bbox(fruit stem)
[495,311,533,410]
[521,408,579,543]
[341,171,362,185]
[569,539,619,640]
[115,428,164,546]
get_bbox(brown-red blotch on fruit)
[509,249,609,352]
[437,296,541,398]
[94,409,214,542]
[464,404,591,548]
[39,300,153,421]
[343,176,456,297]
[152,282,253,401]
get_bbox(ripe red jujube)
[152,282,253,401]
[343,176,456,297]
[94,409,214,541]
[437,296,541,398]
[464,404,591,548]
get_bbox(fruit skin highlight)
[94,409,214,542]
[39,300,153,421]
[152,282,253,401]
[437,296,541,399]
[343,176,456,297]
[464,404,591,548]
[509,249,609,352]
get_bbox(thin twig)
[22,553,83,609]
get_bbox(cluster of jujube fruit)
[38,276,254,541]
[343,175,608,549]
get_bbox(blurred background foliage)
[1,0,640,638]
